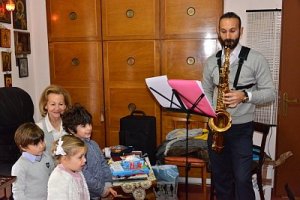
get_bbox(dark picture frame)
[0,0,12,24]
[1,51,11,71]
[4,73,12,87]
[18,57,28,77]
[12,0,27,30]
[14,31,31,54]
[0,28,10,48]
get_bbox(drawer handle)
[187,7,196,16]
[71,58,80,66]
[128,103,137,112]
[126,9,135,18]
[127,57,135,65]
[69,12,77,20]
[186,57,195,65]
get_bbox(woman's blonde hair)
[39,85,72,117]
[51,134,87,162]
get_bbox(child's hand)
[108,187,118,197]
[102,187,118,198]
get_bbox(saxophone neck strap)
[234,46,251,89]
[216,46,254,90]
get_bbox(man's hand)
[223,90,246,108]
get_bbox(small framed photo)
[18,57,28,78]
[12,0,27,30]
[4,73,12,87]
[1,51,11,71]
[14,31,31,54]
[0,28,11,48]
[0,0,12,24]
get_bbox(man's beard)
[219,37,240,49]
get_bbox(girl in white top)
[48,134,90,200]
[36,85,72,154]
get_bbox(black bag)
[119,110,156,165]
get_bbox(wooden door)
[161,0,222,39]
[161,39,219,140]
[161,39,219,80]
[103,40,161,147]
[47,0,104,147]
[275,0,300,196]
[102,0,159,40]
[46,0,101,41]
[49,42,105,148]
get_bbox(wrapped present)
[110,155,150,178]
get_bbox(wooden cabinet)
[160,39,219,140]
[160,0,222,140]
[47,0,105,147]
[103,40,161,146]
[46,0,223,148]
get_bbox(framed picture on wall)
[4,73,12,87]
[0,28,11,48]
[18,57,28,78]
[12,0,27,30]
[14,31,31,54]
[1,51,11,71]
[0,0,12,24]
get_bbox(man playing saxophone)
[202,12,276,200]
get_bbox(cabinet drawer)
[49,42,102,82]
[161,0,223,38]
[47,0,101,41]
[161,39,219,80]
[103,40,160,84]
[102,0,159,40]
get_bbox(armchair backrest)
[253,122,271,168]
[0,87,34,163]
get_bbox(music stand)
[145,75,215,200]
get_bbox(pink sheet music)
[168,79,216,117]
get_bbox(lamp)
[6,0,15,12]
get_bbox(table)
[0,175,16,200]
[111,157,156,200]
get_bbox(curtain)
[247,10,281,125]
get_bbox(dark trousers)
[208,121,255,200]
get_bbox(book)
[145,75,216,117]
[168,79,216,117]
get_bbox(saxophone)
[208,46,232,152]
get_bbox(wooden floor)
[177,183,288,200]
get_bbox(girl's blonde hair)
[39,85,72,117]
[51,135,87,161]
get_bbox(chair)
[0,87,34,168]
[210,122,271,200]
[285,183,296,200]
[252,122,270,200]
[164,116,209,200]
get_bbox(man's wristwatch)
[242,90,249,103]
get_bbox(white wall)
[0,0,50,121]
[29,0,51,121]
[224,0,282,45]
